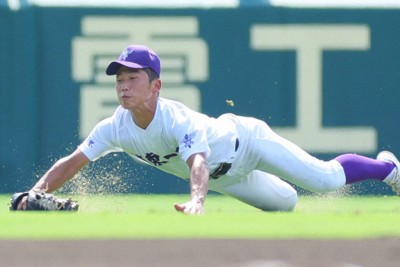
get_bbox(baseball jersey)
[78,97,239,179]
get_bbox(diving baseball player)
[10,44,400,214]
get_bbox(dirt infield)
[1,239,399,267]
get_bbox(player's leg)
[243,118,396,193]
[210,170,298,212]
[252,133,346,192]
[338,151,400,195]
[335,153,395,184]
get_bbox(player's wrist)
[191,194,205,204]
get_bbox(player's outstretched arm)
[33,148,89,193]
[174,152,209,215]
[14,149,89,210]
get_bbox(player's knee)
[259,191,298,212]
[285,192,298,211]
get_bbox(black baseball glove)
[10,191,79,211]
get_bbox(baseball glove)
[9,191,79,211]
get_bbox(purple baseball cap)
[106,44,161,76]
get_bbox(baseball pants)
[208,115,346,211]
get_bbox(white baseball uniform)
[78,97,346,211]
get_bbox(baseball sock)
[335,154,395,184]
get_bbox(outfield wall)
[1,2,400,194]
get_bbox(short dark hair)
[142,68,159,82]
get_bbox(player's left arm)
[174,152,209,215]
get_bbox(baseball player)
[12,44,400,214]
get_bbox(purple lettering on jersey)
[87,139,95,148]
[183,133,195,148]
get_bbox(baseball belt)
[210,138,239,179]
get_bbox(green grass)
[1,194,400,240]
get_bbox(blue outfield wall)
[1,4,400,194]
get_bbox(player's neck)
[129,100,158,130]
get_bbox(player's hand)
[174,198,204,215]
[17,196,28,210]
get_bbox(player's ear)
[152,78,161,94]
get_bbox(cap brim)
[106,61,149,75]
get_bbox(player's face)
[115,67,160,111]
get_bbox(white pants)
[208,115,346,212]
[210,170,298,211]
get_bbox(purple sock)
[335,154,395,184]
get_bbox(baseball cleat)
[377,151,400,196]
